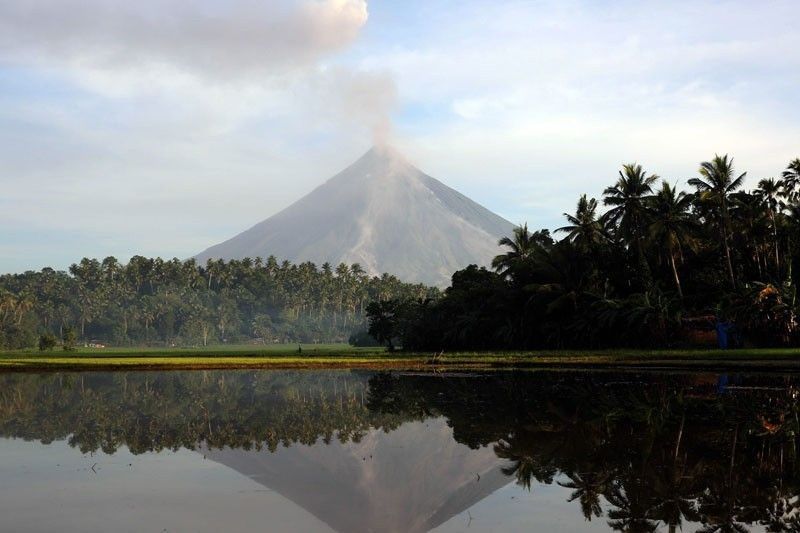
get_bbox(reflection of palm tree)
[494,438,555,490]
[760,492,800,533]
[558,471,609,521]
[648,459,702,533]
[543,400,606,459]
[696,520,749,533]
[697,473,748,533]
[605,479,659,533]
[500,454,536,490]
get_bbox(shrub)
[349,329,381,347]
[38,333,57,351]
[62,327,77,351]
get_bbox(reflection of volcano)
[204,417,512,533]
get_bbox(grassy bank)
[1,343,382,357]
[3,344,800,371]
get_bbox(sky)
[1,0,799,273]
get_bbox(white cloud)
[0,0,368,79]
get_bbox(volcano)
[195,146,515,286]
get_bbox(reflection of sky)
[434,482,613,533]
[2,0,799,272]
[0,439,332,533]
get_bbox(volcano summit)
[196,147,515,286]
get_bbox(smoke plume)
[318,68,398,147]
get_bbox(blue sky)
[1,0,799,272]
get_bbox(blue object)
[715,321,731,349]
[716,373,729,393]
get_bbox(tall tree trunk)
[755,247,763,279]
[635,236,653,291]
[674,412,685,460]
[730,424,739,475]
[669,252,683,299]
[721,219,736,288]
[771,210,780,274]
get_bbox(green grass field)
[1,343,383,358]
[3,343,800,371]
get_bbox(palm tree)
[755,177,782,273]
[492,223,549,277]
[780,158,800,201]
[688,154,746,288]
[647,183,696,298]
[14,293,35,326]
[530,242,595,312]
[604,164,660,242]
[0,291,17,326]
[603,163,659,289]
[729,191,770,279]
[556,195,606,250]
[527,241,598,346]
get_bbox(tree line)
[0,371,403,453]
[368,155,800,350]
[0,256,436,349]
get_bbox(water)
[0,369,798,532]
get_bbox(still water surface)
[0,369,798,532]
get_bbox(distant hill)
[195,146,515,286]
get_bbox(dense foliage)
[0,371,402,453]
[370,156,800,349]
[0,256,436,349]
